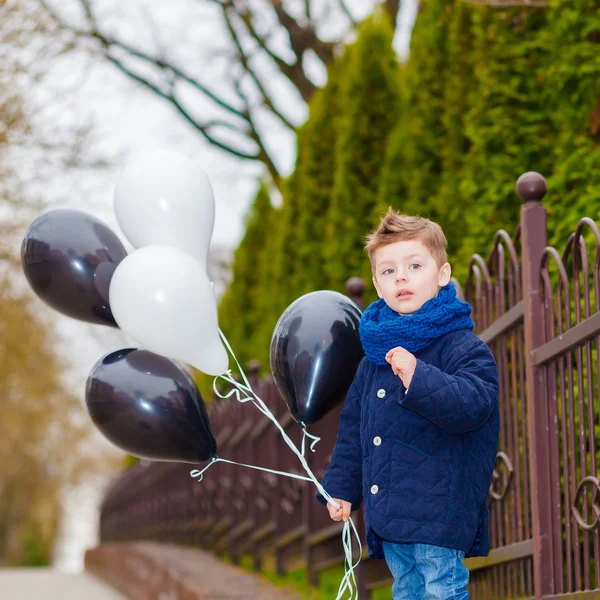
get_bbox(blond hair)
[365,208,448,271]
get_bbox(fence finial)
[247,360,261,376]
[247,360,261,385]
[345,277,365,310]
[516,172,547,203]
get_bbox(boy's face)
[372,240,451,315]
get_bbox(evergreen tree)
[266,160,306,330]
[323,10,401,301]
[542,0,600,248]
[216,1,600,380]
[382,0,452,220]
[218,183,273,370]
[378,1,552,281]
[253,202,284,372]
[433,2,478,261]
[456,4,552,274]
[245,49,351,373]
[292,57,348,298]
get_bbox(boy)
[317,209,499,599]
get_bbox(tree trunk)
[384,0,401,23]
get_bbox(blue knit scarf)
[359,282,474,366]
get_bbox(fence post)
[346,277,366,310]
[518,171,555,598]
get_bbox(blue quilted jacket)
[317,329,499,559]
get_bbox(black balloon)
[270,290,364,426]
[86,349,216,463]
[21,209,127,327]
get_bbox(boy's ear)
[372,276,382,298]
[439,263,451,287]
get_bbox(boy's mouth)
[396,289,413,299]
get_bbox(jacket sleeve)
[316,357,366,511]
[400,338,498,435]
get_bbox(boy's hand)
[385,346,417,389]
[327,498,352,522]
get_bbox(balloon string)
[214,373,330,501]
[190,457,314,483]
[301,426,321,455]
[211,373,363,600]
[190,453,362,598]
[212,331,332,505]
[196,329,363,600]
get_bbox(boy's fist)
[327,498,352,522]
[385,346,416,389]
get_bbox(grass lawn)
[224,554,392,599]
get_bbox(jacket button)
[377,389,386,398]
[373,436,382,446]
[371,485,379,495]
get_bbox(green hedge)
[218,0,600,372]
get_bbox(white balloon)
[114,150,215,270]
[109,245,228,376]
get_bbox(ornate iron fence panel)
[97,172,600,600]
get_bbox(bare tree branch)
[460,0,548,6]
[218,3,296,130]
[88,36,251,123]
[226,59,280,186]
[98,36,249,120]
[383,0,400,22]
[303,0,312,22]
[38,0,251,118]
[107,54,260,162]
[231,0,317,101]
[1,0,112,226]
[270,1,334,66]
[36,0,376,186]
[38,0,275,162]
[39,0,289,182]
[79,0,94,21]
[337,0,357,26]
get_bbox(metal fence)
[98,171,600,599]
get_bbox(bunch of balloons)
[21,148,366,599]
[21,150,225,464]
[21,149,365,469]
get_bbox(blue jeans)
[382,541,470,599]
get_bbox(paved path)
[0,569,126,600]
[87,541,302,599]
[134,542,301,598]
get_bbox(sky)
[6,0,418,571]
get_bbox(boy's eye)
[409,264,421,270]
[382,268,394,275]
